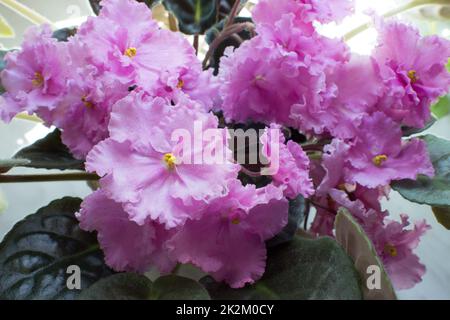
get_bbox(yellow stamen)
[384,244,398,257]
[163,153,177,170]
[407,70,418,84]
[254,75,265,82]
[32,72,44,87]
[124,47,137,58]
[372,154,388,167]
[81,96,94,109]
[177,79,184,89]
[231,218,240,225]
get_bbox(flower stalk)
[0,173,99,183]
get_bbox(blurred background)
[0,0,449,299]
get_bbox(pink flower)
[321,55,383,139]
[344,112,435,188]
[218,36,301,125]
[77,0,158,81]
[86,92,240,228]
[260,125,314,199]
[371,215,430,290]
[0,25,68,122]
[311,183,429,289]
[0,95,21,123]
[310,186,386,237]
[316,139,350,196]
[77,190,175,273]
[218,14,348,131]
[309,196,336,237]
[373,21,450,128]
[78,0,215,110]
[37,38,130,159]
[253,0,354,30]
[167,181,289,288]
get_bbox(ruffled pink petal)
[77,190,175,273]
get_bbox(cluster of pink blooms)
[1,0,449,290]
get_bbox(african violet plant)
[0,0,449,300]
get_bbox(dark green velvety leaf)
[79,274,210,300]
[163,0,216,35]
[432,206,450,230]
[52,28,77,42]
[89,0,102,15]
[89,0,160,15]
[217,0,246,20]
[205,16,253,74]
[151,275,210,300]
[2,129,84,172]
[237,171,272,189]
[78,273,152,300]
[163,0,247,35]
[267,195,307,248]
[392,135,450,207]
[402,116,436,136]
[335,208,397,300]
[201,236,362,300]
[0,197,113,300]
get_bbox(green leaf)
[431,95,450,119]
[335,208,397,300]
[432,206,450,230]
[151,275,210,300]
[78,273,152,300]
[89,0,160,15]
[163,0,216,35]
[0,50,8,95]
[79,274,210,300]
[402,116,436,136]
[267,195,307,248]
[88,0,102,15]
[205,16,253,74]
[163,0,247,35]
[52,28,77,42]
[0,129,84,173]
[0,197,113,299]
[201,236,362,300]
[392,135,450,207]
[0,50,7,69]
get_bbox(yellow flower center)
[163,153,177,170]
[372,154,388,167]
[81,96,94,109]
[384,244,398,257]
[177,79,184,89]
[407,70,418,84]
[254,75,265,82]
[231,218,240,225]
[124,47,137,58]
[32,72,44,87]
